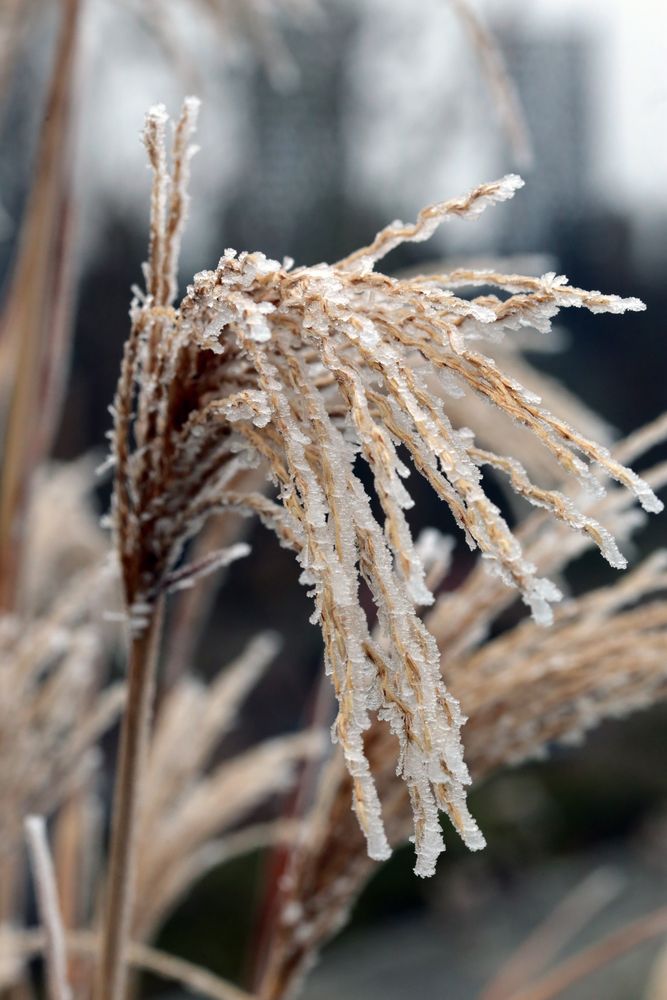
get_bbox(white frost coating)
[215,389,272,427]
[620,468,664,514]
[165,542,251,592]
[416,528,455,589]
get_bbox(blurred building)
[225,6,360,265]
[499,30,591,251]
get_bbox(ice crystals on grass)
[111,102,662,877]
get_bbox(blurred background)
[1,1,666,997]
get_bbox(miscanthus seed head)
[109,100,661,877]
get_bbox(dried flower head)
[110,100,661,879]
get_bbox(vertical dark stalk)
[94,597,165,1000]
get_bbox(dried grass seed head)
[110,100,661,877]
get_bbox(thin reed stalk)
[24,816,72,1000]
[0,0,28,116]
[94,597,164,1000]
[507,906,667,1000]
[479,869,623,1000]
[449,0,533,167]
[0,0,81,613]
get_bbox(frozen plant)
[260,416,667,1000]
[99,96,663,998]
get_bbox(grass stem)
[94,596,165,1000]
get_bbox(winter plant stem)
[0,0,80,613]
[95,596,165,1000]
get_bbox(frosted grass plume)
[109,100,661,878]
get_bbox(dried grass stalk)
[478,868,623,1000]
[24,815,72,1000]
[0,928,252,1000]
[53,787,103,992]
[0,0,81,612]
[94,595,164,1000]
[0,0,31,115]
[450,0,533,166]
[505,905,667,1000]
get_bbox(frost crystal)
[111,103,662,876]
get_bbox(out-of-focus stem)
[24,815,72,1000]
[0,0,28,114]
[94,597,165,1000]
[54,788,101,991]
[508,905,667,1000]
[6,928,252,1000]
[0,0,80,612]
